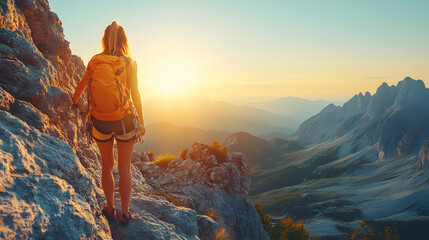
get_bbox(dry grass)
[154,153,176,169]
[204,208,219,221]
[167,195,190,208]
[208,140,228,164]
[151,190,190,208]
[151,189,169,198]
[215,224,232,240]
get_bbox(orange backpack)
[74,54,131,121]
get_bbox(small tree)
[346,220,399,240]
[254,202,274,238]
[279,216,315,240]
[254,201,316,240]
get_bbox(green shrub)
[346,220,399,240]
[208,140,228,164]
[278,216,316,240]
[254,202,274,237]
[254,201,316,240]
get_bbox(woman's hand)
[72,98,87,113]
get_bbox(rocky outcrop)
[0,0,269,239]
[136,142,270,240]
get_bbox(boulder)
[197,214,217,240]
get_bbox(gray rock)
[0,86,14,111]
[0,111,111,239]
[209,165,230,190]
[110,193,199,240]
[204,155,218,168]
[196,214,217,240]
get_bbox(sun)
[150,56,197,95]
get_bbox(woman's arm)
[128,60,144,124]
[72,65,91,105]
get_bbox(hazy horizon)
[50,1,429,102]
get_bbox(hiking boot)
[120,213,131,224]
[102,206,116,221]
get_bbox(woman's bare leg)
[117,139,135,215]
[95,139,115,211]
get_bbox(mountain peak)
[398,76,425,89]
[377,82,390,92]
[324,103,337,110]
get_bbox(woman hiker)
[72,21,145,224]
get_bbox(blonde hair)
[101,21,131,57]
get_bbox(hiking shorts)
[92,113,136,142]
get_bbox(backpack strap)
[86,67,96,111]
[119,56,133,101]
[115,67,126,106]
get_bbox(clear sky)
[50,0,429,102]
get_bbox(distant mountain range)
[250,97,332,125]
[225,132,303,171]
[294,76,429,159]
[142,95,332,136]
[228,77,429,239]
[135,122,231,154]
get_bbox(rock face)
[294,77,429,160]
[0,0,86,147]
[0,0,269,239]
[0,111,111,239]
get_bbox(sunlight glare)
[150,57,197,95]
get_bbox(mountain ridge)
[248,77,429,239]
[135,121,231,154]
[143,95,297,135]
[294,76,429,160]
